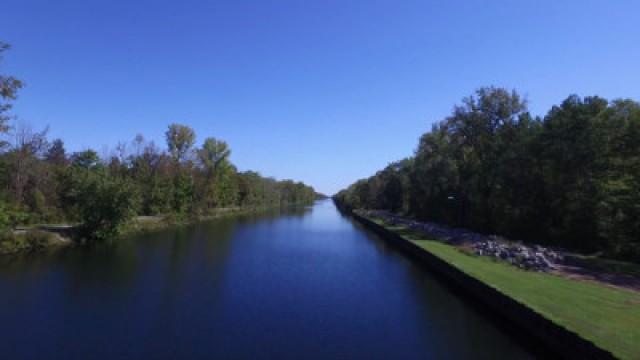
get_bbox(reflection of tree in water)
[149,218,238,337]
[141,205,313,345]
[0,240,137,285]
[234,205,312,225]
[0,205,312,304]
[152,206,313,331]
[30,238,142,291]
[0,201,534,359]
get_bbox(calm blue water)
[0,200,531,359]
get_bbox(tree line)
[334,87,640,261]
[0,42,319,241]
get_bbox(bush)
[0,201,32,229]
[0,230,58,254]
[72,170,140,240]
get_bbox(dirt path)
[555,265,640,292]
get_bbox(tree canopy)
[335,87,640,261]
[0,41,319,240]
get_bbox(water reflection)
[0,200,531,359]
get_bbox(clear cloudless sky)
[2,0,639,195]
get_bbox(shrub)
[72,170,140,240]
[0,230,57,254]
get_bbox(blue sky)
[2,0,639,195]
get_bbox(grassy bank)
[120,206,288,237]
[370,217,640,360]
[0,230,72,255]
[0,206,291,256]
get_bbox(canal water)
[0,200,532,359]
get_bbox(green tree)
[72,149,101,169]
[172,170,194,215]
[198,137,231,175]
[593,99,640,258]
[166,123,195,162]
[72,169,139,240]
[46,139,67,165]
[537,95,608,250]
[0,41,23,148]
[445,87,528,231]
[411,124,460,224]
[197,137,236,208]
[335,88,640,260]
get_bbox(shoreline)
[120,204,312,237]
[360,209,640,293]
[1,204,312,256]
[342,205,622,359]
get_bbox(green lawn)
[374,220,640,360]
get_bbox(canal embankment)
[343,207,638,360]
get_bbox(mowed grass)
[374,220,640,360]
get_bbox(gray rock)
[364,209,565,272]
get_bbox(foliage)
[335,87,640,260]
[0,230,60,254]
[166,123,196,162]
[45,138,67,165]
[0,41,318,242]
[71,149,101,169]
[197,137,236,208]
[0,201,31,229]
[0,41,23,149]
[71,168,140,240]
